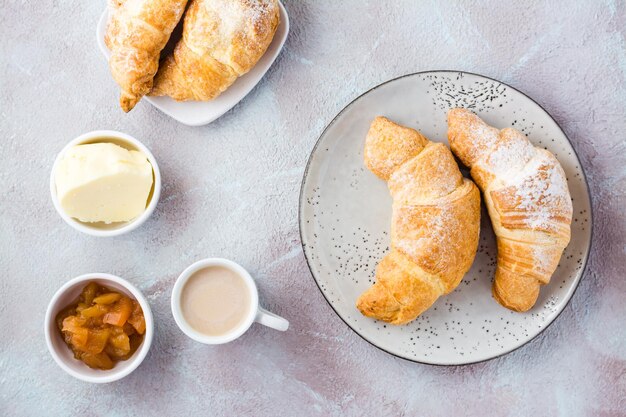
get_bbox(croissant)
[105,0,188,112]
[356,117,481,325]
[150,0,280,101]
[447,108,573,312]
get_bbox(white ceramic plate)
[299,71,592,365]
[96,2,289,126]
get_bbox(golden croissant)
[105,0,188,112]
[150,0,280,101]
[447,108,573,312]
[356,117,481,325]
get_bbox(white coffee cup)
[171,258,289,344]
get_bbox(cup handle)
[255,307,289,331]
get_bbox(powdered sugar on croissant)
[356,117,481,325]
[448,108,573,312]
[105,0,188,112]
[150,0,279,101]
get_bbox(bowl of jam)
[45,274,153,383]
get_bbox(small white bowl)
[50,130,161,237]
[44,273,154,383]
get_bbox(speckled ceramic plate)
[299,71,592,365]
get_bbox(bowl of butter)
[50,130,161,237]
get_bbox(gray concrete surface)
[0,0,624,415]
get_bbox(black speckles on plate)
[420,72,509,112]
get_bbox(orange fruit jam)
[56,282,146,370]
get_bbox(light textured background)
[1,0,625,416]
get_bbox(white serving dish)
[299,71,593,365]
[96,1,289,126]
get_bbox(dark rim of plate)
[297,70,594,367]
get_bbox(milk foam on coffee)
[180,266,251,336]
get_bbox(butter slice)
[55,143,153,223]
